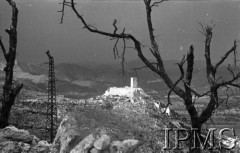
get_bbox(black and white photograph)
[1,0,240,152]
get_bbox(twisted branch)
[150,0,167,8]
[167,55,186,107]
[214,40,237,70]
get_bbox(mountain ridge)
[0,59,236,98]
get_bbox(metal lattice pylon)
[45,50,57,143]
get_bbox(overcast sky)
[0,0,240,64]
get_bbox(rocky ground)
[2,87,240,152]
[4,88,187,152]
[0,126,51,153]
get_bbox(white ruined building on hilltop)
[103,77,171,116]
[103,77,148,99]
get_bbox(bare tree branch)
[144,0,164,71]
[58,0,66,24]
[184,45,194,95]
[58,0,76,23]
[203,24,214,84]
[113,38,120,59]
[214,40,237,70]
[85,24,97,30]
[182,80,211,97]
[143,0,186,98]
[113,19,118,34]
[227,64,235,78]
[150,0,167,8]
[0,38,8,59]
[199,23,216,86]
[216,71,240,88]
[167,55,186,107]
[69,0,132,39]
[132,62,159,71]
[121,37,126,76]
[227,83,240,88]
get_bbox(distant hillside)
[0,59,236,98]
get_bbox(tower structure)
[45,50,57,143]
[130,77,138,88]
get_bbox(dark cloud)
[1,0,240,64]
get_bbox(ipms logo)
[163,128,238,151]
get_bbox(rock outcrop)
[51,113,142,153]
[52,127,140,153]
[0,126,51,153]
[50,115,81,153]
[0,116,142,153]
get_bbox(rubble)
[0,126,50,153]
[51,114,141,153]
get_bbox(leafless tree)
[0,0,23,128]
[60,0,239,137]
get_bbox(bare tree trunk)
[0,0,23,129]
[0,95,17,128]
